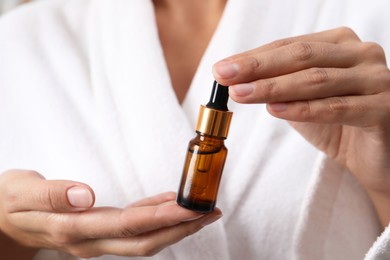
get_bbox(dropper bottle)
[177,81,233,212]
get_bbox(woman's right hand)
[0,170,222,258]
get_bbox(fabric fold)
[365,224,390,260]
[1,0,390,259]
[293,155,381,260]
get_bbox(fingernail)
[201,214,222,227]
[230,83,254,97]
[213,61,239,79]
[67,186,93,208]
[269,103,288,112]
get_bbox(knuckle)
[305,68,329,85]
[24,170,43,178]
[359,42,386,60]
[337,27,355,36]
[1,170,45,212]
[372,66,390,90]
[335,27,360,41]
[119,226,138,237]
[296,101,314,120]
[1,169,42,180]
[247,56,263,73]
[381,67,390,86]
[269,38,294,49]
[12,169,44,180]
[45,185,65,211]
[36,184,63,212]
[326,97,349,114]
[288,42,314,61]
[258,78,280,101]
[39,186,52,209]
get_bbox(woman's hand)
[213,27,390,226]
[0,170,221,258]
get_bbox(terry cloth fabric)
[366,224,390,260]
[0,0,390,259]
[0,0,36,14]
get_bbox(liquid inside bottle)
[177,81,232,212]
[177,133,227,212]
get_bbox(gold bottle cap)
[196,105,233,138]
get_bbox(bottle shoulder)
[189,133,227,154]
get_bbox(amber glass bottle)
[177,81,233,212]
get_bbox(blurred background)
[0,0,33,14]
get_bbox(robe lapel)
[89,0,195,201]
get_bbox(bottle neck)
[195,131,226,144]
[195,105,232,139]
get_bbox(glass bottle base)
[176,196,216,213]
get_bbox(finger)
[2,170,95,213]
[75,202,205,238]
[266,94,389,127]
[242,27,360,55]
[75,209,222,258]
[212,27,363,86]
[226,28,360,71]
[213,41,363,86]
[229,66,385,104]
[129,192,176,207]
[10,201,205,240]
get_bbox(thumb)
[2,170,95,213]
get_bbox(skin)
[2,0,390,259]
[0,2,225,258]
[0,170,222,258]
[212,27,390,227]
[154,0,227,102]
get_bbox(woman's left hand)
[213,27,390,226]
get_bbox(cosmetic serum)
[177,81,233,212]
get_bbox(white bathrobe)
[1,0,390,259]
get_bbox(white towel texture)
[1,0,390,259]
[0,0,25,14]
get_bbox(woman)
[0,0,390,259]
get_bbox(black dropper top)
[206,81,229,111]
